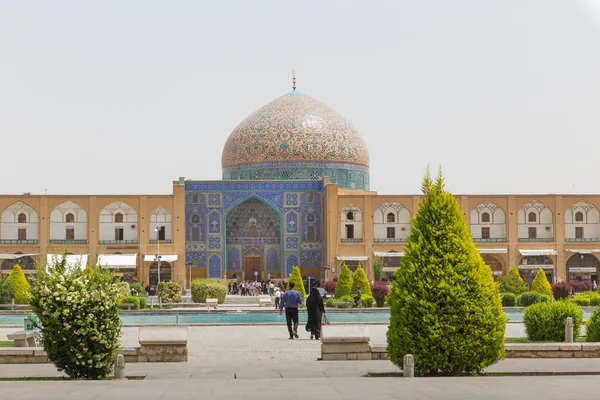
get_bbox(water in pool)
[0,311,589,326]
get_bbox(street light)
[154,226,162,285]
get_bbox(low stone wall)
[505,343,600,358]
[320,325,371,361]
[0,347,140,364]
[0,327,189,364]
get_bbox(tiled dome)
[221,91,370,168]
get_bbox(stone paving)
[1,324,600,399]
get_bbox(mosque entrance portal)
[226,198,281,281]
[244,256,261,281]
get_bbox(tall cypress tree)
[386,170,506,376]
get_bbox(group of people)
[228,280,286,296]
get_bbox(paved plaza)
[1,324,600,399]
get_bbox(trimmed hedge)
[191,279,227,304]
[523,300,584,341]
[571,295,591,306]
[118,296,141,310]
[501,293,517,307]
[325,298,335,308]
[586,308,600,342]
[540,295,551,303]
[517,291,542,307]
[361,294,374,308]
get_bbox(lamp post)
[154,227,162,285]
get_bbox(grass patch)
[504,337,586,343]
[0,341,13,347]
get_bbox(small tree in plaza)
[286,266,307,298]
[30,254,122,379]
[531,268,553,298]
[497,267,529,295]
[386,170,506,376]
[372,257,384,282]
[334,262,354,299]
[351,264,372,296]
[1,264,32,304]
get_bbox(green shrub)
[335,263,354,299]
[540,295,551,303]
[338,295,352,303]
[386,171,506,376]
[130,282,144,294]
[30,259,121,379]
[114,281,130,298]
[286,266,307,298]
[501,293,517,307]
[1,265,32,304]
[334,302,349,308]
[325,298,335,308]
[523,300,584,341]
[0,278,15,304]
[570,295,591,306]
[82,266,94,276]
[531,269,553,297]
[517,291,542,307]
[361,294,374,308]
[190,279,227,303]
[591,297,600,307]
[138,296,147,309]
[118,296,141,310]
[157,281,182,303]
[497,267,529,295]
[586,308,600,342]
[352,264,372,296]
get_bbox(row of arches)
[340,200,600,242]
[1,201,172,242]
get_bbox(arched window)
[575,211,584,222]
[65,213,75,223]
[528,212,537,223]
[114,213,123,223]
[481,212,490,223]
[387,213,395,223]
[346,211,354,221]
[17,213,26,223]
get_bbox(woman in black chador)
[306,287,326,340]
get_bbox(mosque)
[1,78,600,288]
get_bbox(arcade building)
[1,86,599,287]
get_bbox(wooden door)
[244,256,261,281]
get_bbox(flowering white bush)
[30,255,122,379]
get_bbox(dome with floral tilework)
[221,91,370,190]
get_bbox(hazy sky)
[2,0,600,195]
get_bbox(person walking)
[306,287,326,340]
[279,282,302,339]
[274,288,281,309]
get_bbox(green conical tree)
[286,266,307,298]
[3,264,32,304]
[334,262,354,298]
[498,266,529,295]
[351,263,372,296]
[531,268,553,297]
[82,265,95,276]
[386,169,506,376]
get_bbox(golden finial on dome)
[292,69,296,91]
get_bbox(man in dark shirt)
[279,282,303,339]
